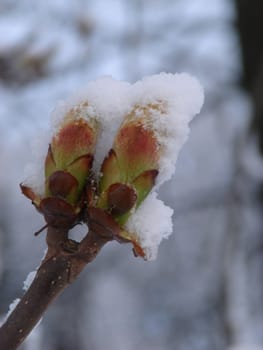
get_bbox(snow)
[23,270,37,291]
[1,0,259,349]
[3,269,39,323]
[24,76,132,193]
[25,72,203,191]
[134,73,204,119]
[73,76,133,173]
[50,100,96,132]
[22,249,46,292]
[23,72,203,260]
[125,192,174,260]
[132,73,204,186]
[5,298,21,321]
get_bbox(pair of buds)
[21,102,165,258]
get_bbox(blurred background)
[0,0,263,349]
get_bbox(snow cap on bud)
[21,73,204,260]
[45,103,99,203]
[97,102,166,257]
[97,73,204,259]
[21,102,99,229]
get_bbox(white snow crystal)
[79,76,132,172]
[23,270,37,291]
[132,72,204,186]
[5,298,21,321]
[125,192,174,261]
[51,76,133,173]
[134,72,204,119]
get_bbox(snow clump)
[24,72,204,260]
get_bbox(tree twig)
[0,226,109,350]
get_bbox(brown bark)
[0,227,109,350]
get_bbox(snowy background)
[0,0,263,349]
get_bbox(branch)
[0,227,109,350]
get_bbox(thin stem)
[0,227,109,350]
